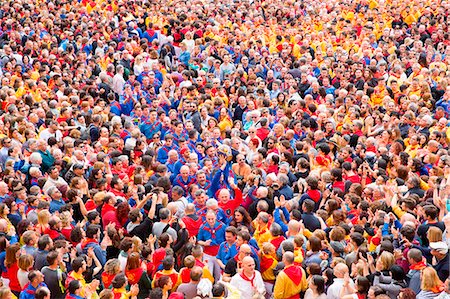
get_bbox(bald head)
[283,251,295,265]
[333,263,349,278]
[288,220,300,236]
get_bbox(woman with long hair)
[125,252,151,299]
[229,206,253,233]
[305,275,326,299]
[4,243,21,296]
[416,267,445,299]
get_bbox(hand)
[319,251,329,260]
[130,284,139,297]
[274,197,280,208]
[203,240,212,246]
[367,253,374,265]
[147,234,156,245]
[90,279,100,290]
[279,195,286,207]
[343,272,350,287]
[87,247,95,258]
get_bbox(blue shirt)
[49,198,65,214]
[217,242,238,265]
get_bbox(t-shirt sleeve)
[224,259,236,276]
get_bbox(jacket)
[373,273,406,299]
[417,291,442,299]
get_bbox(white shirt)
[326,278,355,299]
[39,128,63,142]
[230,270,265,299]
[112,73,125,96]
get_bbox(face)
[206,213,216,226]
[242,258,255,273]
[225,232,235,243]
[234,211,243,222]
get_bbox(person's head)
[18,254,34,271]
[126,252,141,271]
[112,273,128,289]
[35,287,51,299]
[190,266,203,282]
[67,279,83,295]
[282,251,295,266]
[356,276,370,294]
[238,244,252,260]
[241,256,255,275]
[156,275,172,291]
[72,257,87,273]
[407,248,422,265]
[333,263,348,279]
[397,288,417,299]
[104,259,121,275]
[309,275,325,294]
[28,270,44,287]
[86,224,101,240]
[421,267,442,291]
[376,251,395,271]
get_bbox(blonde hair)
[0,287,13,299]
[59,211,72,226]
[421,267,442,291]
[18,254,34,271]
[262,242,276,255]
[378,251,395,271]
[37,209,51,226]
[427,227,443,243]
[103,259,121,275]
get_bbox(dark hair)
[212,283,225,297]
[86,224,101,238]
[356,276,370,293]
[72,257,85,272]
[38,235,52,250]
[35,287,50,299]
[112,273,127,289]
[311,275,325,294]
[68,279,81,294]
[46,250,59,265]
[155,275,170,288]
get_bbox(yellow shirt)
[273,265,307,299]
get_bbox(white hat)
[430,241,449,254]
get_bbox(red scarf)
[81,238,98,250]
[240,272,255,287]
[102,272,115,289]
[409,260,427,271]
[283,265,302,285]
[126,268,144,285]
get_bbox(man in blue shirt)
[48,186,65,214]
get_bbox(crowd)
[0,0,450,298]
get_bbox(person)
[406,248,427,294]
[416,267,445,299]
[273,251,308,299]
[230,256,265,299]
[304,275,326,299]
[326,263,355,299]
[41,250,67,299]
[19,271,47,299]
[197,210,226,272]
[125,252,151,299]
[429,241,449,282]
[176,266,203,299]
